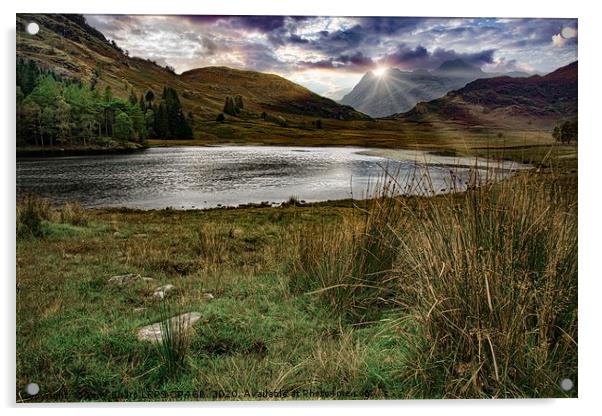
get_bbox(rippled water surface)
[16,146,524,209]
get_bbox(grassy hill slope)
[395,62,577,129]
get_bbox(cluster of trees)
[552,119,578,144]
[16,59,193,147]
[149,87,193,139]
[223,95,244,116]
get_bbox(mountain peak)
[435,59,483,74]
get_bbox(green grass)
[16,140,577,402]
[17,203,411,401]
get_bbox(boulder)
[108,273,140,286]
[137,312,202,343]
[153,284,175,300]
[107,273,155,287]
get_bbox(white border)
[2,1,599,415]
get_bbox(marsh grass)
[156,300,193,376]
[288,161,577,397]
[17,196,89,238]
[396,171,577,398]
[59,202,88,226]
[16,194,52,238]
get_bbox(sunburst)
[373,67,388,77]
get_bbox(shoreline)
[16,143,148,158]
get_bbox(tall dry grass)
[16,195,88,238]
[16,194,53,238]
[288,164,577,397]
[157,300,193,376]
[288,175,405,320]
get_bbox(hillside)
[16,13,368,143]
[395,62,577,129]
[340,60,527,117]
[180,66,365,121]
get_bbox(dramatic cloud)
[380,44,496,70]
[84,15,578,98]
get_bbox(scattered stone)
[137,312,202,343]
[108,273,142,287]
[203,293,215,300]
[153,284,175,300]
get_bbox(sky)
[85,15,578,100]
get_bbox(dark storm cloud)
[299,44,496,72]
[380,44,496,70]
[356,16,426,35]
[299,51,375,71]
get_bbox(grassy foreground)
[16,142,577,402]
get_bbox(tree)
[160,87,193,139]
[216,113,225,122]
[16,58,40,95]
[55,98,71,145]
[114,111,133,140]
[145,90,155,106]
[154,102,169,138]
[139,94,146,113]
[129,104,147,141]
[145,109,156,138]
[223,96,238,116]
[103,85,113,103]
[41,106,57,146]
[28,75,61,108]
[552,119,578,144]
[20,99,42,146]
[234,95,244,110]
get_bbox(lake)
[16,146,525,209]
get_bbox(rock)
[133,233,148,238]
[137,312,202,343]
[203,293,215,300]
[108,273,142,287]
[133,307,147,314]
[108,274,154,287]
[153,284,175,300]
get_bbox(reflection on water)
[16,146,525,209]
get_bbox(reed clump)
[16,194,52,238]
[289,165,577,397]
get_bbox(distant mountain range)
[340,59,529,117]
[395,61,577,129]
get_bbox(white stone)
[137,312,202,343]
[107,273,142,286]
[153,284,175,300]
